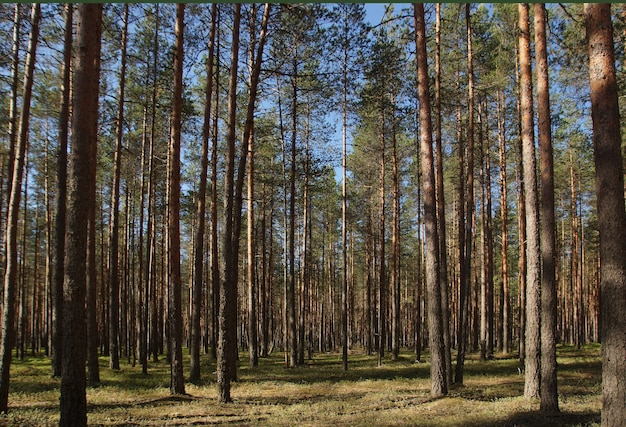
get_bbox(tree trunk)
[519,3,541,400]
[247,5,261,370]
[414,3,447,398]
[497,90,510,355]
[585,5,626,425]
[455,3,476,384]
[109,3,129,372]
[168,3,186,396]
[0,3,40,413]
[190,3,216,383]
[59,5,102,425]
[434,3,452,386]
[51,3,72,378]
[217,3,241,403]
[210,5,221,361]
[377,110,386,368]
[5,3,21,204]
[535,3,559,413]
[391,108,400,362]
[515,44,527,367]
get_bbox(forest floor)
[1,344,601,426]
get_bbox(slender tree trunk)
[5,3,21,202]
[391,110,400,362]
[52,3,72,378]
[86,144,100,387]
[519,3,541,400]
[414,3,447,398]
[377,110,386,368]
[515,44,527,367]
[585,5,626,425]
[455,3,475,384]
[230,2,270,372]
[109,3,129,372]
[59,5,102,425]
[497,90,510,355]
[247,5,260,369]
[168,3,186,396]
[535,3,559,413]
[0,3,40,413]
[210,6,221,361]
[190,3,216,383]
[341,16,349,371]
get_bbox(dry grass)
[0,345,601,426]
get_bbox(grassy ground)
[1,345,601,426]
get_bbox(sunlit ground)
[2,344,601,426]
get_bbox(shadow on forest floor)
[1,345,602,426]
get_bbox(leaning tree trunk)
[60,4,102,425]
[535,3,559,414]
[519,3,541,400]
[168,3,186,396]
[585,4,626,426]
[0,3,40,413]
[414,3,447,399]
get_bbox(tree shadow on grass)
[471,410,600,427]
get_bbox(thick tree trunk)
[519,3,541,400]
[0,3,40,413]
[585,5,626,425]
[434,3,452,386]
[535,3,559,414]
[414,3,447,399]
[168,3,186,396]
[60,5,102,425]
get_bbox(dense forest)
[0,3,624,426]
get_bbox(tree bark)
[168,3,186,396]
[535,3,559,413]
[434,3,452,386]
[109,3,129,372]
[585,5,626,425]
[217,3,241,403]
[455,3,476,385]
[0,3,40,413]
[497,90,510,355]
[414,3,447,399]
[52,3,72,378]
[190,3,217,383]
[519,3,541,400]
[60,4,102,425]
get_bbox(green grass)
[0,345,601,426]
